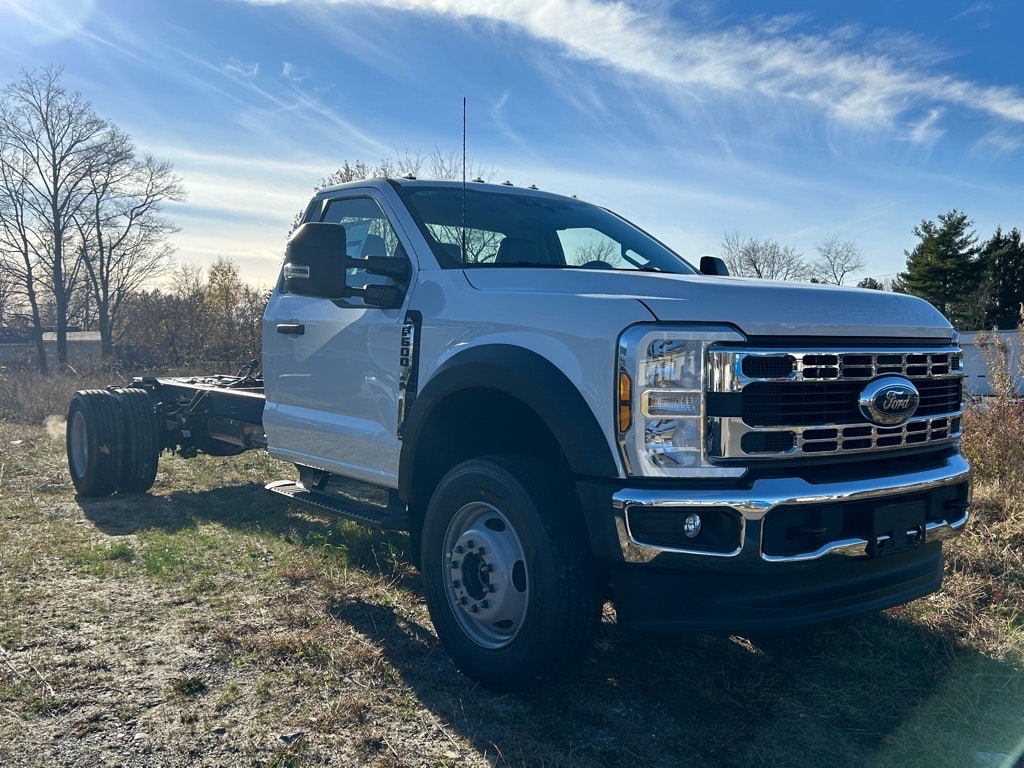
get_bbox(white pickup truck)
[66,178,972,691]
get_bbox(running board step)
[265,480,409,530]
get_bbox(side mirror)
[283,222,349,299]
[283,223,408,307]
[700,256,729,276]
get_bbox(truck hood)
[462,269,953,340]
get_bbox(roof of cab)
[316,177,582,204]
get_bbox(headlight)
[617,324,746,478]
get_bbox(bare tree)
[0,66,109,370]
[119,263,210,368]
[0,150,50,367]
[77,126,184,358]
[565,238,616,266]
[811,236,865,285]
[720,232,809,281]
[0,263,15,334]
[293,148,498,234]
[420,146,496,184]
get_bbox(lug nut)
[450,560,461,569]
[476,546,486,555]
[451,580,461,589]
[468,604,479,613]
[486,584,497,593]
[455,545,465,555]
[466,540,476,549]
[479,600,490,609]
[459,596,469,605]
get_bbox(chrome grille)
[708,345,964,460]
[735,349,961,384]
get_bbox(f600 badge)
[858,376,920,426]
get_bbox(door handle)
[276,323,305,336]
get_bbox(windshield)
[395,185,697,274]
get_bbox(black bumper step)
[265,479,409,530]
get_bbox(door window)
[320,196,407,306]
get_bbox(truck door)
[263,193,414,487]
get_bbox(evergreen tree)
[978,227,1024,330]
[898,209,980,327]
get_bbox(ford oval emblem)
[858,376,920,426]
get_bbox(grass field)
[1,370,1023,767]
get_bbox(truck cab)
[69,177,971,692]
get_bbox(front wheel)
[421,456,603,692]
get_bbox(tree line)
[115,257,267,370]
[895,210,1023,330]
[720,233,866,285]
[0,67,187,372]
[720,212,1024,330]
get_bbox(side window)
[320,196,406,305]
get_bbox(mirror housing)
[700,256,729,276]
[283,222,407,307]
[283,222,349,299]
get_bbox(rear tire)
[112,387,161,494]
[421,455,603,692]
[66,390,123,497]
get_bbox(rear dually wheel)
[66,390,123,497]
[112,387,160,494]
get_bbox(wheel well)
[407,388,569,543]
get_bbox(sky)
[1,0,1022,289]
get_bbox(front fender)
[398,344,618,501]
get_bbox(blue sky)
[1,0,1022,288]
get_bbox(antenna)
[461,97,467,263]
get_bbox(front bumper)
[576,452,971,632]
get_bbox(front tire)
[421,456,603,692]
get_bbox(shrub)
[960,320,1024,498]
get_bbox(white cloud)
[282,61,311,82]
[223,58,259,78]
[239,0,1024,140]
[131,145,332,283]
[908,108,945,146]
[2,0,97,43]
[952,2,993,23]
[973,131,1024,156]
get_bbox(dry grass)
[0,367,1023,767]
[0,368,97,424]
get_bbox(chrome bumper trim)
[611,454,971,564]
[760,516,969,563]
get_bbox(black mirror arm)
[346,255,410,283]
[349,283,402,308]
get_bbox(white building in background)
[0,331,103,368]
[959,331,1023,398]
